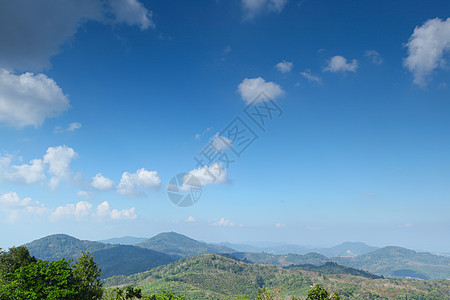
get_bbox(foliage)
[103,286,143,299]
[0,246,103,300]
[73,252,103,299]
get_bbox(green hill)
[332,246,450,280]
[232,251,329,267]
[23,234,179,279]
[91,245,178,278]
[103,254,450,299]
[137,232,235,257]
[24,234,114,261]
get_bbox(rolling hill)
[91,245,178,278]
[103,254,450,299]
[136,232,235,257]
[332,246,450,280]
[24,234,114,261]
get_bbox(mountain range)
[21,232,450,280]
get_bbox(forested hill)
[136,231,235,257]
[103,254,450,300]
[332,246,450,280]
[24,234,114,261]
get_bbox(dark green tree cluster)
[306,285,341,300]
[0,246,102,299]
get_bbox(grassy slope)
[103,254,450,300]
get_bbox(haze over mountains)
[22,232,450,280]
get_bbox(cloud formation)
[238,77,284,104]
[43,146,78,189]
[91,173,115,191]
[50,200,137,221]
[184,162,228,187]
[404,18,450,87]
[324,56,358,73]
[242,0,288,19]
[213,217,234,226]
[0,0,154,71]
[300,69,322,84]
[275,61,293,73]
[0,69,70,128]
[117,168,161,196]
[0,192,49,222]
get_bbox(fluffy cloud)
[213,217,234,226]
[0,154,46,185]
[0,0,153,71]
[365,50,383,65]
[238,77,284,104]
[117,168,161,196]
[109,0,154,30]
[50,201,92,221]
[210,133,232,152]
[184,162,228,187]
[241,0,288,19]
[0,69,70,128]
[404,18,450,87]
[91,173,115,191]
[96,201,137,220]
[275,61,293,73]
[275,223,286,228]
[0,192,48,222]
[324,56,358,73]
[300,69,322,84]
[43,146,78,189]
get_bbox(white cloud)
[55,122,82,133]
[185,216,196,222]
[275,223,286,228]
[43,145,78,189]
[365,50,383,65]
[91,173,115,191]
[10,159,46,184]
[404,18,450,87]
[77,190,94,200]
[300,69,322,84]
[0,192,48,222]
[117,168,161,196]
[275,60,293,73]
[210,133,232,152]
[109,0,154,30]
[50,201,92,221]
[184,162,228,187]
[96,201,137,220]
[213,217,234,226]
[0,69,70,128]
[324,56,358,73]
[224,46,232,55]
[238,77,284,104]
[0,0,153,71]
[241,0,288,19]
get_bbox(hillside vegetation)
[103,254,450,299]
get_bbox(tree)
[0,259,79,299]
[0,246,36,275]
[306,285,341,300]
[72,252,103,299]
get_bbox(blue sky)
[0,0,449,252]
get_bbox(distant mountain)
[215,242,310,255]
[103,254,449,300]
[137,232,235,257]
[99,236,148,245]
[314,242,379,257]
[215,241,377,256]
[286,261,383,279]
[24,234,114,261]
[332,246,450,280]
[91,245,178,278]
